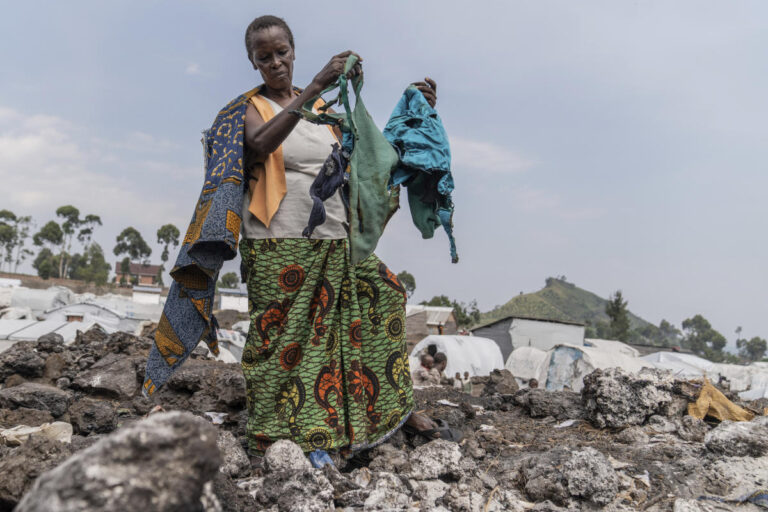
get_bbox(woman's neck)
[261,84,295,105]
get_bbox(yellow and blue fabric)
[143,88,260,396]
[383,86,458,263]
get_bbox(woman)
[238,15,439,454]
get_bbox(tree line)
[0,206,180,287]
[593,290,767,363]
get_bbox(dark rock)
[0,436,72,511]
[514,389,585,420]
[239,469,335,512]
[72,353,139,399]
[581,368,677,428]
[55,377,70,389]
[43,353,66,381]
[0,382,71,417]
[0,342,45,380]
[4,374,26,387]
[15,411,221,512]
[704,416,768,457]
[0,407,55,428]
[615,426,650,445]
[68,397,117,434]
[676,416,709,443]
[483,369,519,396]
[36,333,65,353]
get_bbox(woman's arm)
[244,51,362,163]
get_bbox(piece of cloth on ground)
[239,238,414,453]
[143,88,260,396]
[688,379,755,422]
[699,489,768,509]
[384,86,458,263]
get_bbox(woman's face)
[249,26,295,89]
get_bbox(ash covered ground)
[0,328,767,511]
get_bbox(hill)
[477,277,671,345]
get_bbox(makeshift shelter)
[583,338,640,358]
[538,344,654,392]
[409,335,503,378]
[505,346,549,387]
[405,305,457,351]
[41,303,144,334]
[471,315,585,361]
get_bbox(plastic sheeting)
[409,335,504,378]
[583,338,640,358]
[505,346,549,383]
[541,344,654,392]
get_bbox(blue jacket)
[384,86,457,263]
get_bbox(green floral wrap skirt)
[239,238,414,453]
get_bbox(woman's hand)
[311,50,363,92]
[412,77,437,108]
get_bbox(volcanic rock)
[15,411,220,512]
[67,397,117,435]
[72,353,139,399]
[0,383,71,418]
[704,416,768,457]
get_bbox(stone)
[241,469,335,512]
[646,414,677,434]
[0,341,45,380]
[364,488,412,510]
[561,447,618,506]
[483,369,519,395]
[581,368,677,428]
[513,389,585,420]
[0,436,72,511]
[217,430,250,478]
[615,426,650,445]
[43,354,67,381]
[67,397,117,435]
[368,443,409,473]
[676,416,709,443]
[406,439,462,479]
[263,439,312,472]
[3,374,26,387]
[0,422,73,446]
[36,333,65,353]
[15,411,221,512]
[0,407,54,428]
[704,416,768,457]
[72,353,139,399]
[521,449,571,505]
[55,377,71,390]
[0,382,71,417]
[411,479,450,509]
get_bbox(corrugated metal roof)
[405,305,454,326]
[7,320,68,341]
[0,319,37,338]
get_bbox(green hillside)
[476,277,667,344]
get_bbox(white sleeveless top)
[241,96,348,239]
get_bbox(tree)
[119,257,131,286]
[737,336,767,362]
[681,314,727,361]
[55,206,102,278]
[68,243,110,285]
[0,210,33,273]
[156,224,180,287]
[658,319,681,344]
[396,270,416,299]
[420,295,481,328]
[114,227,152,263]
[33,221,64,278]
[32,248,60,279]
[218,272,239,289]
[605,290,630,341]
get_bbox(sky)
[1,1,766,350]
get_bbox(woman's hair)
[245,15,294,57]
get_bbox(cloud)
[185,63,201,75]
[450,136,537,174]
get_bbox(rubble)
[0,327,767,511]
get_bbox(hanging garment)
[384,86,458,263]
[296,55,400,265]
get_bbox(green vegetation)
[113,227,151,264]
[156,224,180,287]
[217,272,239,289]
[420,295,480,328]
[396,270,416,299]
[605,290,630,341]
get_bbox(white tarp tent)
[640,352,716,378]
[583,338,640,358]
[539,344,655,392]
[505,346,549,386]
[409,335,504,378]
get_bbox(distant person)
[463,371,472,393]
[453,372,463,390]
[412,354,439,386]
[528,378,539,389]
[433,352,447,376]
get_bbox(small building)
[41,302,146,334]
[471,315,585,361]
[132,286,163,305]
[114,262,161,286]
[405,305,457,352]
[219,288,248,313]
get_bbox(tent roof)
[405,305,454,326]
[410,335,503,377]
[471,314,584,331]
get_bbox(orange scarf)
[247,93,336,228]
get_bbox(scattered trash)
[0,422,73,446]
[554,419,579,429]
[632,470,651,488]
[436,399,459,407]
[204,412,228,425]
[309,449,335,469]
[688,380,755,422]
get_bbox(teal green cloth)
[295,56,400,265]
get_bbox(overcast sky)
[1,1,766,349]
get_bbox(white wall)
[509,318,584,352]
[133,291,160,305]
[221,295,248,313]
